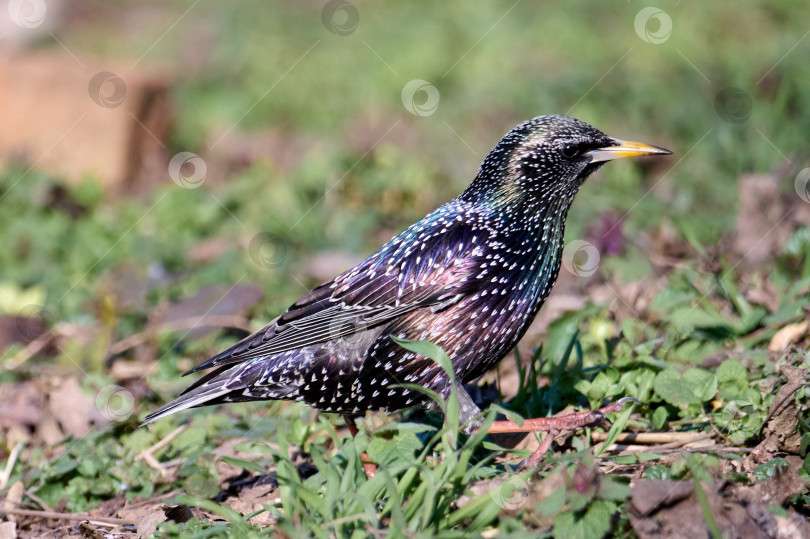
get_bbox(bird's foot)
[359,456,377,479]
[486,397,637,434]
[344,415,378,479]
[484,397,639,469]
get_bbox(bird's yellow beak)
[586,138,672,163]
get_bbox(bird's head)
[466,115,671,206]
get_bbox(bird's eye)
[560,143,580,159]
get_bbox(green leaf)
[652,406,668,429]
[392,337,454,383]
[552,499,614,539]
[536,485,566,516]
[366,429,422,465]
[220,456,268,475]
[754,458,789,481]
[644,465,672,480]
[800,433,810,457]
[171,427,207,452]
[717,359,746,383]
[546,311,582,364]
[598,476,630,501]
[654,368,717,407]
[586,372,611,403]
[595,399,636,457]
[47,458,79,477]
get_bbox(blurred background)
[0,0,809,522]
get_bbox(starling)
[143,115,670,466]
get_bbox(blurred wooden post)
[0,51,172,193]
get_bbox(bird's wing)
[186,206,493,374]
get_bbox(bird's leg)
[483,397,638,469]
[344,415,377,479]
[518,430,557,471]
[455,383,485,434]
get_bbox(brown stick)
[0,507,136,526]
[590,431,708,444]
[136,425,188,477]
[2,333,54,370]
[0,443,23,490]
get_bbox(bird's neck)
[476,184,578,310]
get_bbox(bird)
[142,115,670,470]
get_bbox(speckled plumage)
[142,115,669,427]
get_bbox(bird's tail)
[140,366,235,426]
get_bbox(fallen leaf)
[0,316,48,353]
[768,321,809,351]
[186,236,235,264]
[224,483,279,526]
[0,482,23,523]
[758,365,806,454]
[47,377,96,438]
[629,479,777,539]
[728,456,805,506]
[136,508,165,539]
[0,522,17,539]
[774,510,810,539]
[163,504,194,523]
[150,285,262,339]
